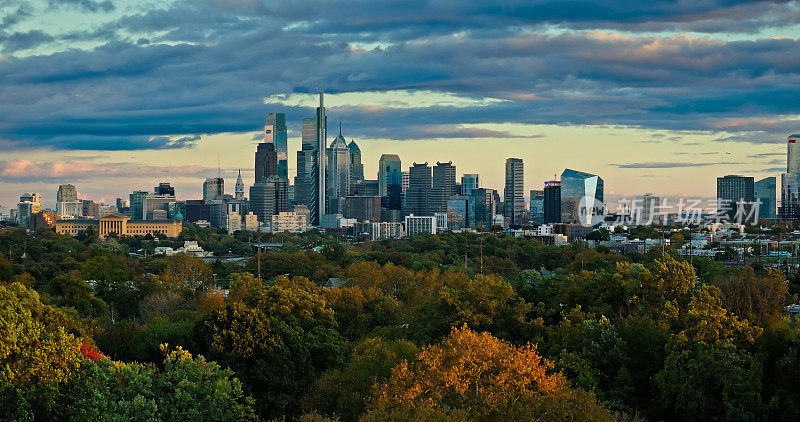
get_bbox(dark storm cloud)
[1,0,800,150]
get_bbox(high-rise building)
[235,170,245,200]
[461,174,479,196]
[343,196,382,222]
[471,188,495,228]
[781,135,800,221]
[17,193,42,227]
[293,93,327,225]
[638,193,661,225]
[405,163,432,216]
[255,142,278,182]
[56,184,82,217]
[754,177,777,220]
[543,181,561,224]
[432,161,457,214]
[265,112,288,179]
[250,176,289,223]
[530,190,544,224]
[447,195,474,229]
[378,154,402,210]
[354,180,380,196]
[57,184,78,203]
[348,136,364,193]
[154,182,175,196]
[717,175,754,220]
[404,214,437,237]
[504,158,525,226]
[129,191,148,221]
[203,178,224,202]
[561,169,604,225]
[327,126,351,213]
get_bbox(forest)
[1,225,799,421]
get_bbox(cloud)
[47,0,115,13]
[0,158,211,181]
[2,1,800,151]
[615,161,741,168]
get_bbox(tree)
[197,276,347,418]
[307,337,419,421]
[151,253,214,293]
[0,282,84,387]
[713,267,794,327]
[368,325,611,421]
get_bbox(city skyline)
[2,1,798,208]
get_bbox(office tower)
[530,189,544,224]
[17,193,43,227]
[378,154,402,210]
[115,198,129,213]
[401,171,409,191]
[405,163,432,216]
[250,176,289,223]
[560,169,604,225]
[717,175,754,220]
[255,142,278,182]
[294,93,327,224]
[543,181,561,224]
[471,188,495,228]
[789,134,800,173]
[639,193,661,224]
[781,135,800,221]
[82,200,100,219]
[185,200,210,223]
[57,184,78,203]
[447,195,474,229]
[143,194,176,220]
[461,174,479,196]
[754,177,777,220]
[129,191,148,220]
[154,182,175,196]
[343,196,382,222]
[327,126,351,213]
[203,178,224,202]
[354,180,380,196]
[265,112,288,179]
[504,158,525,226]
[235,170,245,200]
[348,136,364,192]
[431,161,457,214]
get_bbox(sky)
[2,0,800,211]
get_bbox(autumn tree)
[367,325,611,421]
[713,267,794,327]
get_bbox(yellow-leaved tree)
[365,325,612,421]
[0,282,84,386]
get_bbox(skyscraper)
[250,176,288,223]
[154,182,175,196]
[530,189,544,224]
[378,154,402,210]
[327,126,351,213]
[405,163,432,216]
[504,158,525,226]
[255,142,278,182]
[717,175,754,220]
[203,178,224,202]
[543,181,561,224]
[780,135,800,221]
[461,174,479,196]
[471,188,495,228]
[754,177,776,220]
[56,184,81,217]
[432,161,457,213]
[265,112,288,179]
[348,136,364,193]
[293,93,327,224]
[560,169,604,225]
[17,193,42,227]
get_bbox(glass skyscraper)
[560,169,603,225]
[379,154,402,210]
[265,113,288,180]
[504,158,525,226]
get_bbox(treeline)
[1,226,800,421]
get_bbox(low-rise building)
[404,214,437,237]
[55,214,182,238]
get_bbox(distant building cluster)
[3,92,792,241]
